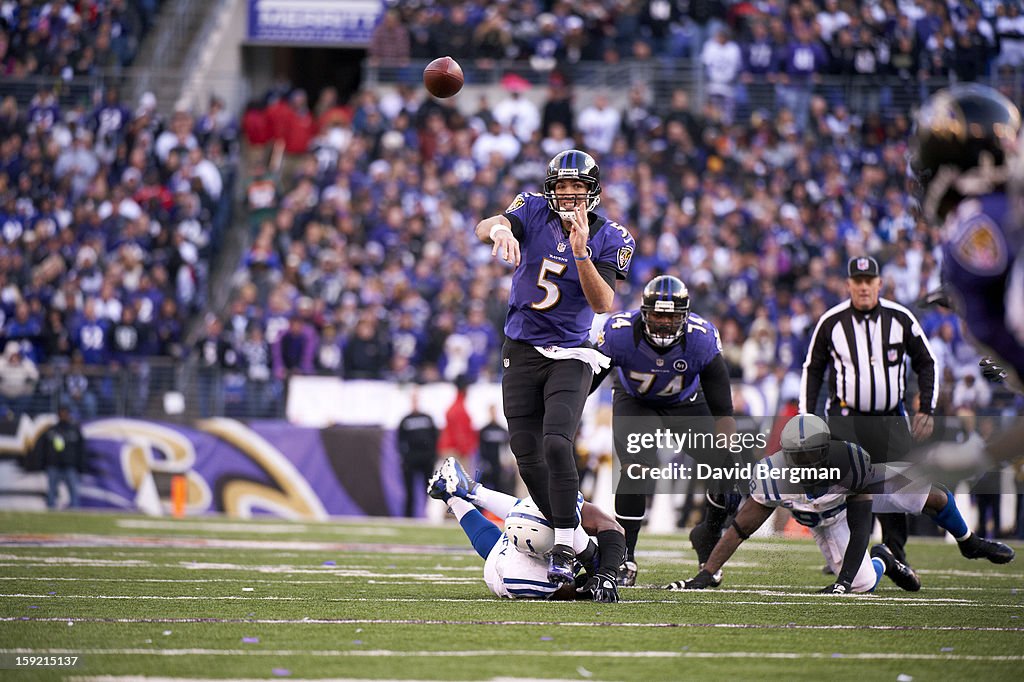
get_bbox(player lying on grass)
[664,414,1014,594]
[427,456,626,602]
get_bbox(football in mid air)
[423,56,464,98]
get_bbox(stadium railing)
[0,69,248,116]
[363,59,1024,120]
[2,358,286,422]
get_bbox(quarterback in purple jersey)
[475,150,634,590]
[592,276,737,586]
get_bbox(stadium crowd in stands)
[0,0,160,79]
[1,0,1022,428]
[0,77,237,416]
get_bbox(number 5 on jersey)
[530,258,567,311]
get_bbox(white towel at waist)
[533,345,611,374]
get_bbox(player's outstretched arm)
[475,215,520,266]
[666,498,773,590]
[823,493,872,595]
[704,498,773,574]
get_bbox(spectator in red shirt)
[438,375,477,465]
[315,86,353,131]
[283,89,317,155]
[265,91,292,143]
[241,98,272,166]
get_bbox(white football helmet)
[504,497,554,559]
[781,414,831,468]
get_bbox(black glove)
[819,581,853,595]
[917,287,952,309]
[576,569,619,603]
[664,569,716,591]
[979,357,1007,384]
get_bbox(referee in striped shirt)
[800,256,938,566]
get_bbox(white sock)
[472,487,519,519]
[956,530,973,542]
[572,523,591,553]
[447,498,475,521]
[554,527,574,548]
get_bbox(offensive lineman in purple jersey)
[475,150,634,589]
[911,84,1024,386]
[592,276,737,586]
[911,84,1024,470]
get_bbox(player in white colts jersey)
[427,457,625,602]
[664,414,1013,593]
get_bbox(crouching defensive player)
[428,457,626,602]
[664,414,1013,594]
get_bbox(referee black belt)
[830,406,902,417]
[790,504,846,528]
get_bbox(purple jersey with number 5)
[501,193,634,347]
[596,310,723,405]
[941,193,1024,381]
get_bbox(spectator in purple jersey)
[739,19,779,118]
[475,149,633,592]
[72,298,110,366]
[272,315,317,379]
[776,22,828,129]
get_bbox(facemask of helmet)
[543,149,601,220]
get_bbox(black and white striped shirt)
[800,298,938,415]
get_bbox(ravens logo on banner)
[617,246,634,271]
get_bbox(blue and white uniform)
[482,492,585,599]
[750,441,884,592]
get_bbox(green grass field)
[0,510,1021,681]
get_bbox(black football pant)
[611,390,717,560]
[401,459,435,518]
[828,409,912,564]
[501,340,590,530]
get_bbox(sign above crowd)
[247,0,381,46]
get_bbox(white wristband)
[489,224,513,242]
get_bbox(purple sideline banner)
[247,0,382,46]
[63,417,406,518]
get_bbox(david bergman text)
[624,462,842,484]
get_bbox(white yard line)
[0,534,449,553]
[115,520,398,536]
[2,593,1019,607]
[5,648,1022,661]
[68,678,552,682]
[5,616,1023,632]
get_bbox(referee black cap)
[848,256,880,278]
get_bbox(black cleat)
[872,544,921,592]
[958,534,1015,564]
[546,544,576,585]
[689,523,719,566]
[616,560,637,587]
